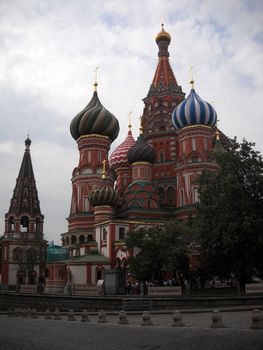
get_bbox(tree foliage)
[125,222,190,285]
[195,138,263,285]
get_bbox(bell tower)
[142,24,185,139]
[1,137,45,288]
[141,25,185,207]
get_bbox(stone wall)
[0,292,262,312]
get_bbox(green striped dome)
[70,88,119,141]
[89,184,118,207]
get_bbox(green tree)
[125,222,190,286]
[195,138,263,287]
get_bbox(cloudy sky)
[0,0,262,244]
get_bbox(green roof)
[63,253,110,264]
[46,243,69,263]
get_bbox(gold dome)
[155,24,171,43]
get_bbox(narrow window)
[167,187,175,202]
[98,151,102,162]
[119,227,125,240]
[84,197,89,211]
[103,228,107,243]
[192,138,196,151]
[88,150,91,162]
[9,216,15,232]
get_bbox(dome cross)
[189,65,195,89]
[93,66,99,91]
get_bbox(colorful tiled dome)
[128,134,156,164]
[109,125,136,170]
[172,88,217,130]
[89,184,118,207]
[70,84,120,141]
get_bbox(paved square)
[0,311,262,350]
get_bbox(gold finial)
[128,111,132,130]
[93,66,99,91]
[101,159,107,179]
[214,123,220,141]
[189,65,195,89]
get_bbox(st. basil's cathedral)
[1,25,222,289]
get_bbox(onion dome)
[70,83,120,141]
[155,23,171,44]
[89,184,118,207]
[172,87,217,131]
[128,131,156,164]
[109,124,136,170]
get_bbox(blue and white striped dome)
[172,88,217,130]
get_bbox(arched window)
[118,227,125,240]
[20,216,29,232]
[102,228,107,242]
[79,235,85,244]
[159,150,165,163]
[87,234,94,242]
[71,235,77,245]
[96,269,103,282]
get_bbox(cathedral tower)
[1,137,45,288]
[63,82,119,253]
[172,80,218,218]
[141,25,185,208]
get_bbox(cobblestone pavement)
[0,311,262,350]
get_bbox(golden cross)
[189,65,194,88]
[93,66,99,90]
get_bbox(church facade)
[49,25,219,286]
[1,25,221,289]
